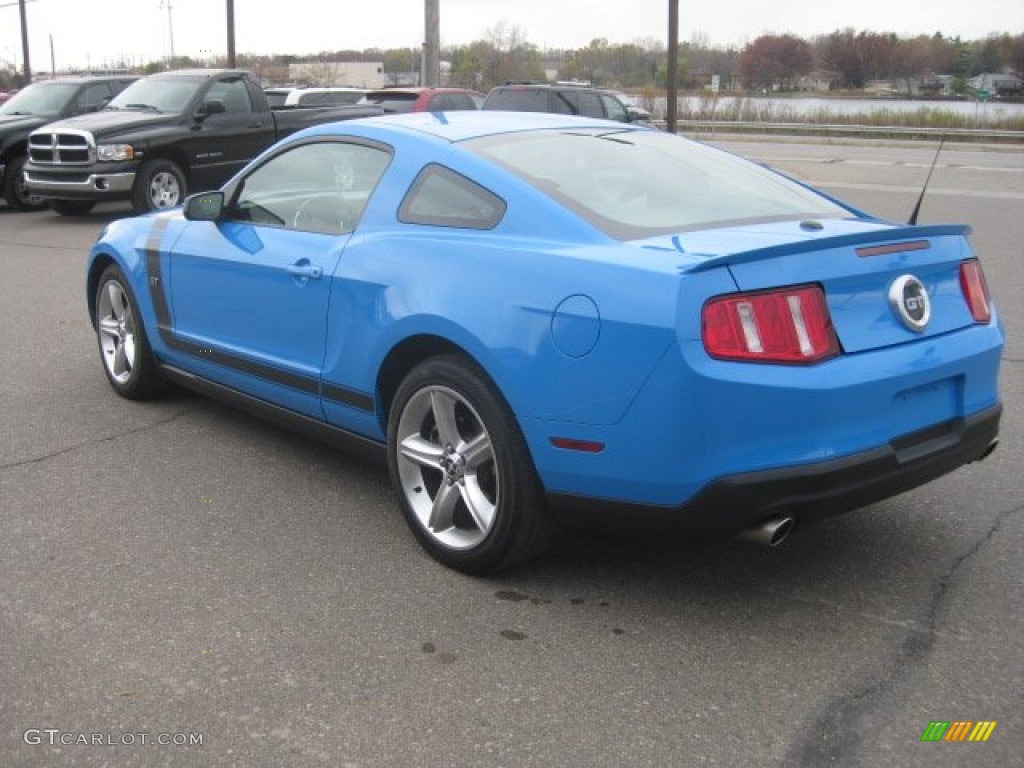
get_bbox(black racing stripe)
[171,337,320,395]
[322,383,375,413]
[145,215,175,344]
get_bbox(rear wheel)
[94,265,169,400]
[387,354,552,574]
[132,159,186,212]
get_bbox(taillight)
[959,260,992,324]
[702,284,840,364]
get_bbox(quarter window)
[399,164,506,230]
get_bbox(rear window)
[364,92,418,113]
[466,129,850,240]
[484,88,568,114]
[264,90,290,107]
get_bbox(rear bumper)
[549,402,1001,540]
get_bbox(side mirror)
[626,106,651,124]
[184,191,224,221]
[197,99,226,119]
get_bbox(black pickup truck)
[24,69,382,215]
[0,75,136,209]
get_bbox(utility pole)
[160,0,175,63]
[18,0,31,84]
[226,0,236,68]
[667,0,678,133]
[423,0,440,87]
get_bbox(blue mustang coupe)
[87,111,1003,573]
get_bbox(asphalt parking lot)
[2,138,1022,767]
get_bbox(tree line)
[4,27,1021,96]
[259,27,1024,94]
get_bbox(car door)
[167,139,389,419]
[185,76,275,191]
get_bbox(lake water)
[653,96,1024,123]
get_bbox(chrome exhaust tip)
[978,439,998,462]
[737,515,795,548]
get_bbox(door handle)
[286,263,322,279]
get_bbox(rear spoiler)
[682,224,971,274]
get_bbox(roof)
[298,109,644,144]
[148,69,250,79]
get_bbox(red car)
[362,87,482,113]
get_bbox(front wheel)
[132,159,186,212]
[94,265,169,400]
[2,154,45,210]
[387,354,552,574]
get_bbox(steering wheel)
[292,195,353,235]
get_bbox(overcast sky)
[3,0,1022,71]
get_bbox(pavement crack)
[786,501,1024,767]
[0,408,196,471]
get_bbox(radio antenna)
[908,134,946,226]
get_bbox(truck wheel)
[49,200,97,216]
[132,159,186,212]
[2,154,45,211]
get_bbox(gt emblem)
[889,275,931,332]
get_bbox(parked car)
[264,86,367,108]
[482,82,646,123]
[23,69,381,215]
[85,111,1003,573]
[361,87,482,113]
[0,75,136,209]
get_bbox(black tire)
[387,354,552,574]
[2,154,45,211]
[49,199,96,216]
[94,265,169,400]
[132,159,186,213]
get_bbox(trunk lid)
[638,218,977,354]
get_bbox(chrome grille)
[28,130,95,165]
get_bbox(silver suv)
[482,83,647,123]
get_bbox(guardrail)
[658,120,1024,143]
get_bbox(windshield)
[0,82,79,117]
[466,129,851,239]
[108,77,202,113]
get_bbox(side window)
[601,94,628,122]
[553,90,581,115]
[447,93,475,111]
[399,164,506,230]
[427,93,451,111]
[577,91,603,118]
[76,83,112,113]
[231,141,391,235]
[205,78,252,114]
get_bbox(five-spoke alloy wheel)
[94,265,167,399]
[388,355,550,573]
